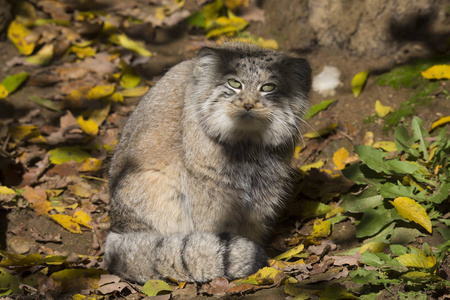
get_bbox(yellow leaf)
[421,64,450,80]
[333,147,349,170]
[7,20,35,55]
[87,85,115,100]
[69,45,96,59]
[206,10,248,38]
[224,0,249,10]
[389,197,432,233]
[48,147,91,164]
[429,116,450,132]
[373,141,397,152]
[72,211,92,229]
[362,131,374,146]
[9,125,37,140]
[304,123,337,139]
[273,244,304,261]
[110,34,152,57]
[360,241,388,253]
[311,219,331,239]
[77,116,99,136]
[254,267,285,285]
[108,92,124,102]
[25,44,54,65]
[294,146,302,159]
[0,85,8,99]
[49,214,82,234]
[120,86,149,97]
[402,271,432,281]
[352,70,369,97]
[299,160,325,173]
[396,250,436,268]
[375,100,394,117]
[0,186,16,195]
[120,67,141,89]
[325,206,345,219]
[79,157,102,172]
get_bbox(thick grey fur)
[105,42,311,283]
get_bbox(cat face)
[191,43,311,147]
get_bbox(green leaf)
[342,163,385,185]
[142,279,173,297]
[394,126,419,158]
[354,145,389,174]
[380,182,427,202]
[390,227,423,245]
[352,70,369,97]
[48,147,92,164]
[340,187,384,213]
[350,268,378,285]
[390,244,408,256]
[384,160,422,175]
[187,11,206,27]
[1,72,28,93]
[27,96,61,112]
[437,227,450,241]
[360,252,389,267]
[0,267,22,296]
[304,99,336,120]
[356,207,398,238]
[411,116,429,160]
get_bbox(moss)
[375,55,449,131]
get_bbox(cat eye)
[260,83,276,92]
[228,79,242,89]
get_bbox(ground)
[0,1,449,299]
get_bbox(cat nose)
[243,104,254,111]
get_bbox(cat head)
[190,43,311,148]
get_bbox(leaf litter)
[0,0,449,299]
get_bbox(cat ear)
[195,47,223,73]
[282,57,312,94]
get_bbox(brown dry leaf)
[22,186,51,215]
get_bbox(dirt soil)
[0,0,449,299]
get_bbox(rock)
[8,235,38,254]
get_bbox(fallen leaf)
[360,241,388,253]
[50,268,107,292]
[333,147,349,170]
[110,34,152,57]
[49,214,82,233]
[311,219,331,240]
[27,96,61,112]
[120,67,141,89]
[254,267,285,285]
[375,100,394,117]
[22,186,51,215]
[396,248,436,268]
[273,244,304,261]
[48,147,92,164]
[7,20,35,55]
[25,44,54,65]
[77,116,99,136]
[87,85,115,100]
[429,116,450,132]
[304,123,338,139]
[0,186,16,194]
[299,160,325,173]
[352,70,369,97]
[72,210,92,229]
[373,141,397,152]
[421,64,450,80]
[389,197,432,233]
[304,99,336,120]
[362,131,374,146]
[78,158,102,172]
[0,267,22,296]
[142,279,173,297]
[119,86,149,97]
[0,72,29,98]
[206,10,248,38]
